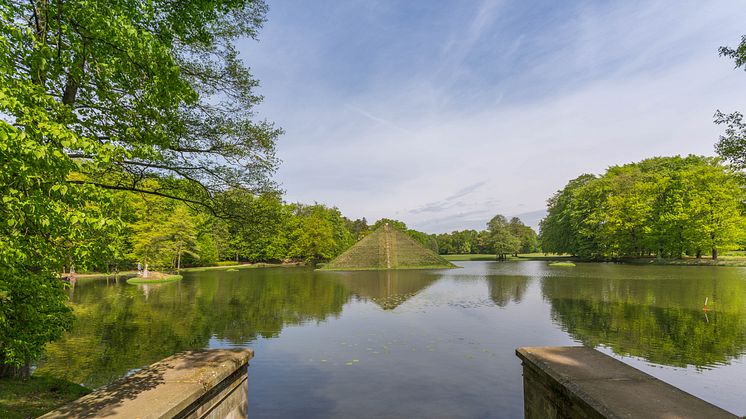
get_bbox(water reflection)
[34,262,746,417]
[324,270,438,310]
[541,268,746,368]
[37,268,352,387]
[487,276,531,307]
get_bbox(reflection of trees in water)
[487,276,531,307]
[37,269,350,388]
[542,275,746,368]
[328,270,438,310]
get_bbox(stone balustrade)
[41,348,252,419]
[516,346,737,419]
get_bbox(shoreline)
[442,254,746,267]
[61,262,307,280]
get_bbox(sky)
[238,0,746,233]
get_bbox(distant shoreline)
[61,262,307,280]
[441,253,746,267]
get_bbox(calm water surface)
[37,261,746,417]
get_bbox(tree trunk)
[696,249,702,259]
[62,44,88,106]
[712,247,718,260]
[30,0,49,85]
[0,356,30,379]
[177,243,182,271]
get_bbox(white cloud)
[239,0,746,233]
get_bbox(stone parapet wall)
[41,348,252,419]
[516,346,737,419]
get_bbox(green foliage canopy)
[486,214,522,260]
[715,35,746,168]
[0,0,279,373]
[540,156,745,259]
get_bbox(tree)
[406,230,438,252]
[508,217,539,255]
[345,217,370,241]
[287,204,354,263]
[0,0,279,375]
[539,156,745,260]
[540,174,597,256]
[2,0,280,205]
[486,214,521,260]
[214,190,289,262]
[716,35,746,167]
[372,218,408,232]
[684,161,745,259]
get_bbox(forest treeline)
[107,185,538,271]
[540,156,745,260]
[99,153,746,273]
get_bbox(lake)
[36,261,746,418]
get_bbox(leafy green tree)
[345,217,370,240]
[0,0,279,374]
[372,218,408,232]
[438,230,481,254]
[405,230,439,253]
[163,206,200,270]
[0,102,120,376]
[714,111,746,168]
[540,156,745,260]
[508,217,539,254]
[129,198,200,270]
[715,35,746,167]
[486,214,521,260]
[2,0,280,204]
[540,174,597,256]
[287,204,353,263]
[684,161,745,259]
[215,190,289,262]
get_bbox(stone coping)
[516,346,737,419]
[41,348,253,419]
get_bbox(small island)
[126,273,183,285]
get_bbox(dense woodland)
[99,185,535,272]
[539,156,745,260]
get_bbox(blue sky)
[239,0,746,233]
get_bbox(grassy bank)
[621,256,746,267]
[65,262,306,280]
[180,262,305,273]
[442,253,746,267]
[0,375,90,418]
[319,265,460,271]
[69,271,138,280]
[442,253,573,262]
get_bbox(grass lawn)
[0,375,90,418]
[624,256,746,267]
[442,253,573,261]
[442,254,499,261]
[319,265,461,271]
[180,262,303,272]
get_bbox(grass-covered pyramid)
[320,224,457,270]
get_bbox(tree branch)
[66,180,224,218]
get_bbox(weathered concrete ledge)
[516,346,737,419]
[41,348,253,419]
